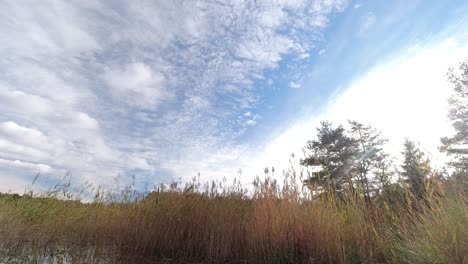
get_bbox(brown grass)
[0,174,466,263]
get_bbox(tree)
[301,121,358,193]
[401,140,431,199]
[348,120,389,200]
[440,61,468,171]
[373,155,394,197]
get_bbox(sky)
[1,0,467,193]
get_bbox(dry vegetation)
[0,171,466,264]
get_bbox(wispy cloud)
[289,82,302,89]
[0,0,349,191]
[102,62,169,109]
[359,12,376,35]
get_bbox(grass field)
[0,174,466,263]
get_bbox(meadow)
[0,170,466,264]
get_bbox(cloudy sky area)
[1,0,467,193]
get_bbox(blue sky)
[1,0,467,192]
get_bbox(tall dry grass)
[0,173,466,263]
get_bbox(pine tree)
[348,120,389,200]
[301,121,358,193]
[440,61,468,171]
[374,155,394,197]
[401,140,431,199]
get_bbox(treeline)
[300,60,467,202]
[300,120,442,202]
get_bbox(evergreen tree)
[370,152,394,197]
[401,140,431,199]
[440,61,468,171]
[348,120,389,200]
[301,121,358,193]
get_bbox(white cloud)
[103,63,167,108]
[0,158,53,174]
[325,39,466,161]
[0,119,117,187]
[239,112,261,127]
[0,138,50,161]
[0,1,99,57]
[2,0,463,195]
[126,156,153,171]
[71,112,100,131]
[0,89,53,116]
[289,81,302,89]
[245,119,257,126]
[299,53,311,59]
[235,38,468,182]
[0,0,349,191]
[0,121,50,150]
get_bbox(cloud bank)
[0,0,349,192]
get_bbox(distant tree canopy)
[440,60,468,171]
[301,121,389,199]
[301,60,468,200]
[300,121,449,200]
